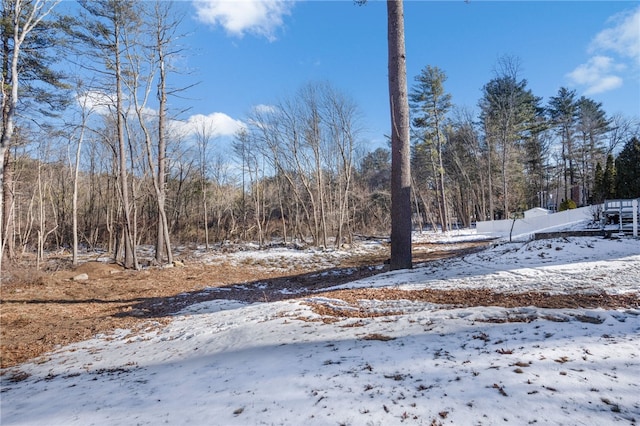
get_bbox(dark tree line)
[594,137,640,201]
[408,56,639,228]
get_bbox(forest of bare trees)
[2,0,639,274]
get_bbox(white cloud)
[252,103,278,114]
[76,92,159,120]
[567,6,639,95]
[589,6,640,63]
[193,0,296,41]
[75,91,245,141]
[172,112,246,139]
[566,55,624,95]
[76,90,115,116]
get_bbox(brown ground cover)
[1,240,636,370]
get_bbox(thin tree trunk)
[411,176,423,232]
[277,175,288,243]
[72,124,85,265]
[502,135,509,218]
[2,149,14,261]
[434,109,448,232]
[154,2,173,264]
[437,146,448,231]
[487,129,495,220]
[202,185,209,249]
[336,142,353,247]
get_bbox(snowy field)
[1,230,639,425]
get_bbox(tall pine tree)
[548,88,578,204]
[575,96,609,204]
[1,0,66,268]
[479,58,541,219]
[410,65,452,232]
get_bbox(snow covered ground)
[2,230,639,426]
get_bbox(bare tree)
[124,0,180,265]
[33,131,60,269]
[194,119,215,250]
[245,82,362,247]
[233,128,268,246]
[298,84,328,247]
[606,114,639,156]
[446,109,484,227]
[70,81,95,265]
[78,0,140,269]
[322,85,360,246]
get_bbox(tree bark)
[114,21,136,269]
[387,0,412,270]
[153,1,173,264]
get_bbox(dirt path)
[1,240,635,370]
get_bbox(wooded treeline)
[2,0,639,271]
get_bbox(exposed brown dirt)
[307,288,640,319]
[1,254,313,369]
[1,240,637,370]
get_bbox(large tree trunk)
[154,1,173,264]
[114,25,136,269]
[387,0,412,270]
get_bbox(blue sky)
[178,0,639,148]
[98,1,640,149]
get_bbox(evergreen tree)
[615,137,640,198]
[522,118,551,209]
[360,147,391,192]
[410,65,452,231]
[1,0,66,267]
[593,161,604,204]
[575,96,609,204]
[603,153,616,199]
[479,58,541,219]
[548,87,578,203]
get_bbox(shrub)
[559,199,577,211]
